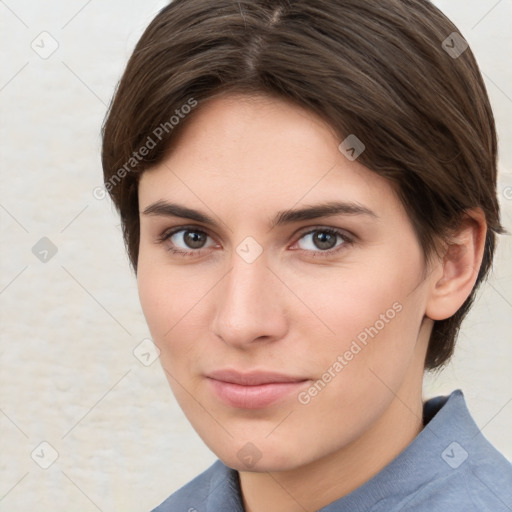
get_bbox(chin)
[211,436,313,473]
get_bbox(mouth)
[206,369,310,409]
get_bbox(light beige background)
[0,1,511,511]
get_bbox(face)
[137,94,435,472]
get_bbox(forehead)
[138,94,405,224]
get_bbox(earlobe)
[425,209,487,321]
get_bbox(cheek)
[136,257,218,372]
[294,255,425,379]
[137,264,171,341]
[298,268,408,341]
[137,261,195,348]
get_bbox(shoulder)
[461,443,512,510]
[401,457,512,511]
[150,460,240,512]
[402,391,512,511]
[362,391,512,512]
[150,463,215,512]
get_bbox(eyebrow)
[141,200,378,228]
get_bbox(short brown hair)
[101,0,503,369]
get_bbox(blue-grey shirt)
[152,390,512,511]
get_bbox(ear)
[425,208,487,321]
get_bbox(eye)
[160,227,216,254]
[294,228,351,253]
[158,226,352,257]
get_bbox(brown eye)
[164,228,215,252]
[312,231,337,250]
[297,229,347,252]
[182,230,208,249]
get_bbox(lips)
[206,369,309,409]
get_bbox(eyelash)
[157,226,354,259]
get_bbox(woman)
[101,0,512,510]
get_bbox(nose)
[211,254,288,349]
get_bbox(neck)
[239,348,427,512]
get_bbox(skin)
[137,94,486,512]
